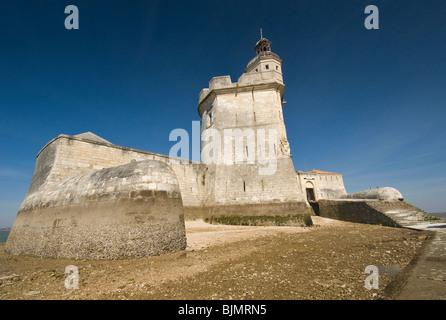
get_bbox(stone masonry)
[6,36,440,259]
[6,160,186,259]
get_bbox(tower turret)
[255,37,272,55]
[242,36,283,84]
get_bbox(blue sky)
[1,0,445,227]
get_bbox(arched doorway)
[305,181,319,216]
[305,181,316,202]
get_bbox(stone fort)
[6,37,438,260]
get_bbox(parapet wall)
[28,134,206,211]
[345,187,404,201]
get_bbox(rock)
[23,291,41,296]
[0,274,21,282]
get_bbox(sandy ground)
[0,217,430,300]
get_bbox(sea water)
[0,231,10,243]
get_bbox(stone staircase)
[317,199,443,229]
[366,201,443,227]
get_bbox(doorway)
[305,181,318,215]
[305,181,316,202]
[306,188,316,202]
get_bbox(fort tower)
[197,37,310,216]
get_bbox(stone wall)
[22,133,311,220]
[200,88,290,162]
[211,159,308,206]
[195,58,310,215]
[6,160,187,259]
[317,199,441,227]
[29,134,206,213]
[317,199,402,227]
[297,171,347,201]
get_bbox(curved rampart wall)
[345,187,404,201]
[6,160,186,259]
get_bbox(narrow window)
[261,180,264,191]
[243,181,246,192]
[205,112,211,128]
[246,146,249,157]
[276,66,279,70]
[209,109,215,126]
[265,64,269,70]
